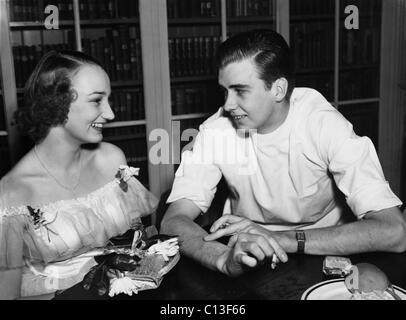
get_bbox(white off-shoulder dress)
[0,166,158,298]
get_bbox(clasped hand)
[204,215,288,276]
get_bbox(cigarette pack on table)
[323,256,352,277]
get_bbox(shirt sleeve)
[167,126,223,213]
[314,109,402,219]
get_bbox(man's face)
[218,58,278,134]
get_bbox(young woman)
[0,51,158,299]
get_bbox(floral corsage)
[115,165,140,192]
[27,206,58,242]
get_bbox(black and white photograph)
[1,0,406,306]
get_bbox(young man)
[161,29,406,277]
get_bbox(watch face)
[296,231,305,254]
[296,231,306,240]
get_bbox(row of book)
[9,0,72,21]
[291,0,381,17]
[82,26,143,82]
[295,74,334,102]
[290,0,334,16]
[291,22,335,70]
[78,0,138,20]
[340,0,381,15]
[13,31,143,88]
[8,0,139,22]
[13,43,74,89]
[167,0,219,18]
[292,25,380,70]
[341,28,380,66]
[295,69,379,102]
[168,36,221,78]
[110,89,145,122]
[171,84,222,115]
[167,0,275,19]
[226,0,274,17]
[339,69,379,101]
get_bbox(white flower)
[117,166,140,182]
[147,238,179,261]
[109,277,140,297]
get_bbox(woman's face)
[63,64,114,144]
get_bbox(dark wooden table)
[54,250,406,300]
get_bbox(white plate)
[301,279,406,300]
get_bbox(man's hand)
[206,215,288,276]
[216,232,285,277]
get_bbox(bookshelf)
[0,0,152,188]
[289,0,382,148]
[167,0,278,173]
[1,0,404,210]
[337,0,381,148]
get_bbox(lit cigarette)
[271,253,278,269]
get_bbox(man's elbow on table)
[160,199,202,235]
[369,207,406,253]
[390,221,406,253]
[396,208,406,252]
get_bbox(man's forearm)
[275,207,406,255]
[161,214,230,272]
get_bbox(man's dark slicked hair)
[217,29,295,101]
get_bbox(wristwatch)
[296,230,306,254]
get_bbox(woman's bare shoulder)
[82,142,127,178]
[0,150,39,207]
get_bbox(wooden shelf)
[127,156,147,162]
[296,67,333,74]
[339,13,380,20]
[340,64,379,71]
[171,75,217,84]
[168,16,275,25]
[168,17,221,25]
[291,14,334,22]
[172,113,210,120]
[9,20,74,28]
[17,81,143,92]
[79,18,139,26]
[111,80,142,87]
[227,16,275,24]
[10,18,139,28]
[338,98,380,106]
[104,120,146,128]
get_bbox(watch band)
[296,230,306,254]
